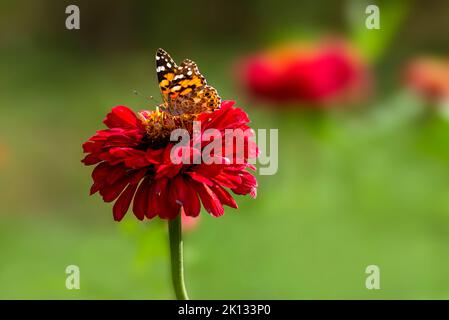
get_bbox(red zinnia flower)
[82,100,258,221]
[236,39,371,107]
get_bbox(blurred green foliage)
[346,0,411,61]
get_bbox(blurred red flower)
[404,57,449,103]
[236,40,371,107]
[82,101,258,221]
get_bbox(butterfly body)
[156,48,221,116]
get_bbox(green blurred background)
[1,0,449,299]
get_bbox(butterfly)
[155,48,221,116]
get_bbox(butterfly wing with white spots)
[155,48,221,115]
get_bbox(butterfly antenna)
[133,90,161,104]
[148,95,161,104]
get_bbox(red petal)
[100,176,130,202]
[145,148,164,163]
[132,177,151,220]
[91,161,109,177]
[108,148,149,169]
[212,173,242,189]
[171,177,201,217]
[82,153,102,165]
[146,182,159,219]
[192,163,223,177]
[193,182,224,217]
[104,106,140,129]
[210,185,238,209]
[231,171,258,198]
[160,180,181,219]
[113,183,138,221]
[129,168,147,185]
[186,171,214,186]
[147,178,180,219]
[199,101,250,132]
[155,163,182,179]
[89,181,102,195]
[147,178,168,219]
[105,165,127,185]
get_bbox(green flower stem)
[168,213,189,300]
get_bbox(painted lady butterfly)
[155,48,221,116]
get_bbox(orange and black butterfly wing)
[172,59,221,113]
[172,85,221,114]
[156,48,179,104]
